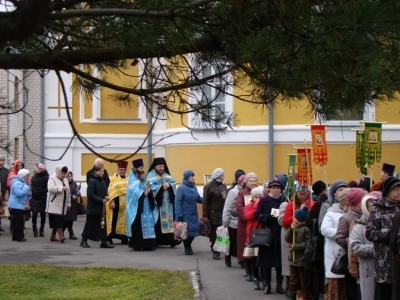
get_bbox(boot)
[69,233,78,240]
[276,283,285,294]
[263,268,272,294]
[245,259,253,281]
[50,229,60,242]
[57,228,66,243]
[39,229,45,237]
[80,238,91,248]
[33,228,38,238]
[225,255,232,267]
[183,241,191,255]
[100,241,115,248]
[239,259,245,269]
[213,251,220,260]
[253,280,261,290]
[276,270,285,294]
[188,245,194,255]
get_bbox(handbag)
[248,228,273,248]
[331,247,349,275]
[303,219,320,263]
[76,196,86,215]
[243,245,259,257]
[173,222,188,240]
[198,218,211,237]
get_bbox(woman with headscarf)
[30,163,49,237]
[202,167,228,260]
[236,172,258,279]
[46,165,71,243]
[223,174,245,267]
[175,170,203,255]
[254,179,285,295]
[366,177,400,300]
[8,169,31,242]
[63,171,79,240]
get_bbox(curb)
[190,269,207,300]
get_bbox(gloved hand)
[177,217,184,222]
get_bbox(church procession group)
[2,154,400,300]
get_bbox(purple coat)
[254,195,283,268]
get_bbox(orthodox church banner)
[310,125,328,166]
[286,154,297,199]
[297,148,313,186]
[356,131,368,175]
[363,122,382,167]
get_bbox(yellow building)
[44,63,400,192]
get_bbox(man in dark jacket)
[0,156,9,232]
[86,158,110,189]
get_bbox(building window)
[13,77,19,110]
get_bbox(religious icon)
[300,156,308,167]
[315,134,323,145]
[368,131,378,143]
[288,165,294,177]
[203,175,212,185]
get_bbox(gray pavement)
[0,216,288,300]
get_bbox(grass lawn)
[0,265,194,299]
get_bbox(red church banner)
[311,125,328,167]
[297,148,313,186]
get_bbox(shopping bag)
[174,222,188,240]
[0,205,10,218]
[198,218,211,237]
[212,226,230,255]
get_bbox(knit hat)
[338,188,350,207]
[263,181,269,189]
[237,174,246,186]
[296,184,309,193]
[37,163,46,172]
[295,206,309,222]
[18,169,29,178]
[183,170,194,181]
[211,168,224,180]
[251,187,263,198]
[268,179,283,190]
[347,188,365,206]
[312,180,327,196]
[328,179,348,200]
[234,169,245,182]
[371,182,382,192]
[245,172,258,183]
[381,176,400,197]
[361,193,379,219]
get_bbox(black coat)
[202,179,228,226]
[86,167,110,189]
[0,166,9,197]
[64,180,78,221]
[86,174,107,216]
[254,195,283,268]
[30,170,49,212]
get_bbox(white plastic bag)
[213,226,230,255]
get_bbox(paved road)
[0,216,289,300]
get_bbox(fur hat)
[295,206,309,222]
[312,180,327,196]
[382,177,400,197]
[211,168,224,180]
[251,187,263,198]
[347,188,365,206]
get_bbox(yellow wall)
[375,100,400,124]
[274,101,314,125]
[81,153,151,177]
[166,143,400,185]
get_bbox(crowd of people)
[1,154,400,300]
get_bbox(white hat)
[18,169,29,178]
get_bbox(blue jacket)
[175,180,203,237]
[8,177,30,210]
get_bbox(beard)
[135,170,146,182]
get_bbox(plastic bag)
[213,226,230,255]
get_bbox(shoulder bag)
[303,219,320,263]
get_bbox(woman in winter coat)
[236,172,258,273]
[366,177,400,300]
[46,165,71,243]
[321,188,350,300]
[319,179,348,229]
[81,165,114,249]
[254,179,285,295]
[304,180,328,300]
[175,170,203,256]
[244,187,262,290]
[278,198,290,296]
[30,163,49,237]
[350,192,379,300]
[222,174,245,267]
[63,171,80,240]
[202,168,228,260]
[8,169,31,242]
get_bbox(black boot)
[213,251,220,260]
[276,269,285,294]
[263,268,272,294]
[100,241,115,248]
[80,239,91,248]
[244,260,253,282]
[39,229,44,237]
[69,233,78,240]
[183,241,191,255]
[225,255,232,267]
[33,228,38,238]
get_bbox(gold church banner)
[311,125,328,166]
[297,148,313,186]
[363,122,382,167]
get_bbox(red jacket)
[244,200,260,244]
[282,198,314,228]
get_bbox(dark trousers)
[32,211,46,230]
[374,283,392,300]
[63,220,74,234]
[183,237,195,249]
[11,209,24,241]
[289,265,310,298]
[209,224,218,247]
[228,228,237,257]
[262,267,283,285]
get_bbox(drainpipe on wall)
[6,71,10,166]
[268,102,274,180]
[22,71,27,164]
[146,58,153,168]
[40,74,45,163]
